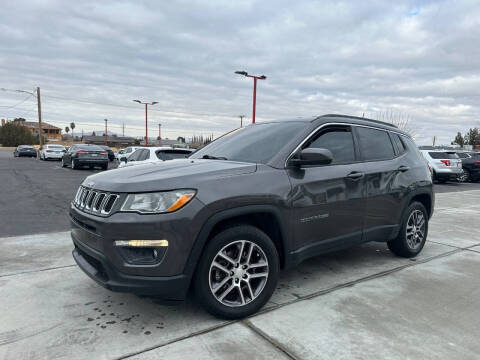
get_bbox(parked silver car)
[419,150,462,183]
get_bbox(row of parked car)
[13,144,195,171]
[420,150,480,183]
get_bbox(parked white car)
[118,147,194,168]
[419,150,462,183]
[40,144,66,160]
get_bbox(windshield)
[190,122,306,164]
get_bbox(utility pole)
[104,119,108,145]
[238,115,245,128]
[122,123,125,136]
[36,87,43,148]
[158,123,161,146]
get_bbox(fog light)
[114,240,168,247]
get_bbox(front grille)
[74,186,119,216]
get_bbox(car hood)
[82,159,257,192]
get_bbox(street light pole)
[132,100,158,147]
[235,71,267,124]
[238,115,246,128]
[104,119,108,145]
[158,123,161,145]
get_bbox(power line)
[0,94,34,109]
[41,93,232,118]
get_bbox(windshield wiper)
[202,154,228,160]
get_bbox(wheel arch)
[183,205,290,280]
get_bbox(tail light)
[428,165,433,175]
[76,150,87,154]
[100,152,107,155]
[475,161,480,165]
[46,150,52,153]
[440,160,451,166]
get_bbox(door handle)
[397,165,410,172]
[346,171,364,180]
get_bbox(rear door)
[288,125,366,254]
[353,126,402,242]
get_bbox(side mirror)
[289,148,333,167]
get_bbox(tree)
[453,132,465,147]
[0,122,38,146]
[70,122,76,135]
[177,136,185,143]
[64,126,70,135]
[371,110,415,136]
[464,128,479,146]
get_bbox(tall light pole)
[158,123,161,145]
[132,100,158,146]
[104,119,108,145]
[238,115,246,128]
[235,71,267,124]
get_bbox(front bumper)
[72,239,189,298]
[70,198,209,299]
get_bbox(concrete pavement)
[0,190,479,359]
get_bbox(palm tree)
[70,122,76,139]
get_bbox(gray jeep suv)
[70,114,434,319]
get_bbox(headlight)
[120,190,196,214]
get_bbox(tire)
[388,201,428,258]
[71,159,78,170]
[61,158,67,168]
[194,225,279,319]
[458,168,470,183]
[101,163,108,170]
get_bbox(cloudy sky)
[0,0,479,144]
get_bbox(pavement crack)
[0,323,62,346]
[241,320,299,360]
[0,264,76,278]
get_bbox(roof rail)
[318,114,398,128]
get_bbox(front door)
[287,125,366,259]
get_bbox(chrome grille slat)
[73,186,119,216]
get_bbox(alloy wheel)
[406,209,425,250]
[209,240,269,307]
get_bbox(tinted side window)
[139,149,150,161]
[129,149,143,161]
[305,127,355,164]
[391,134,406,155]
[356,127,394,161]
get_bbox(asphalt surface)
[0,149,116,237]
[1,190,480,359]
[0,148,478,237]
